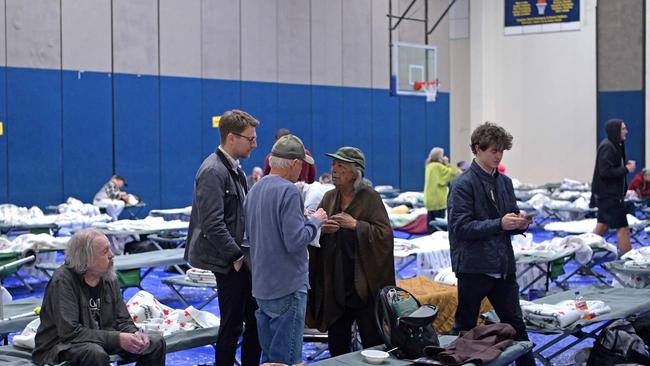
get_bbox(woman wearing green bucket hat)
[306,147,395,356]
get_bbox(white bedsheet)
[546,214,644,234]
[0,201,111,234]
[92,216,188,232]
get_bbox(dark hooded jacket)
[590,119,628,206]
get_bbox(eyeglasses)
[231,132,257,143]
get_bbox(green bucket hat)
[271,135,314,164]
[326,147,365,170]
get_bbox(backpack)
[632,313,650,348]
[586,319,650,366]
[375,286,439,359]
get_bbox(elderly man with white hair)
[33,228,166,366]
[245,134,328,364]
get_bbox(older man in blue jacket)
[447,122,535,366]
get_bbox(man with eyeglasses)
[185,109,262,365]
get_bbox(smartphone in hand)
[524,212,535,222]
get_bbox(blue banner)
[505,0,580,34]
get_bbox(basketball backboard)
[391,42,437,97]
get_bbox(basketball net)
[414,80,440,102]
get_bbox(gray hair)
[64,228,116,281]
[353,166,366,191]
[269,155,294,169]
[426,147,444,165]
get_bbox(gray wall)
[598,0,644,91]
[2,0,450,90]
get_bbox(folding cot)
[0,286,221,364]
[161,275,218,309]
[0,326,220,365]
[0,223,57,236]
[540,204,596,224]
[552,248,616,289]
[523,285,650,365]
[35,248,186,289]
[149,207,191,222]
[545,214,649,245]
[309,335,534,366]
[515,251,575,295]
[602,259,650,288]
[0,297,42,338]
[0,253,38,292]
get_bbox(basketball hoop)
[414,80,440,102]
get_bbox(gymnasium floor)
[3,226,641,365]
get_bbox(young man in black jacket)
[590,118,636,255]
[447,122,535,366]
[184,109,262,365]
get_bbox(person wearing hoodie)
[590,119,636,255]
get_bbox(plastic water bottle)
[574,291,588,311]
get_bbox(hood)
[605,118,623,144]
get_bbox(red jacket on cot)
[629,172,650,198]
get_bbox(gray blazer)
[184,149,248,274]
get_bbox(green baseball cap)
[271,135,314,164]
[326,147,365,170]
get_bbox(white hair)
[269,156,294,169]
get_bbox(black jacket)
[33,267,139,365]
[447,160,522,275]
[184,149,249,274]
[590,119,628,205]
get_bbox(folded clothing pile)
[185,268,217,286]
[520,299,611,329]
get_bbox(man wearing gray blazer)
[184,109,261,366]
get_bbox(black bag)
[586,319,650,366]
[632,313,650,348]
[375,286,439,359]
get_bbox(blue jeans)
[255,291,307,364]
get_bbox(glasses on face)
[232,132,256,143]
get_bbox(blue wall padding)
[311,85,345,177]
[201,79,241,159]
[241,81,279,174]
[62,70,113,203]
[426,93,451,162]
[0,67,6,203]
[343,88,373,168]
[7,67,62,207]
[400,95,427,191]
[0,67,451,210]
[113,74,161,213]
[278,83,312,161]
[160,76,202,208]
[371,89,400,188]
[597,90,644,182]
